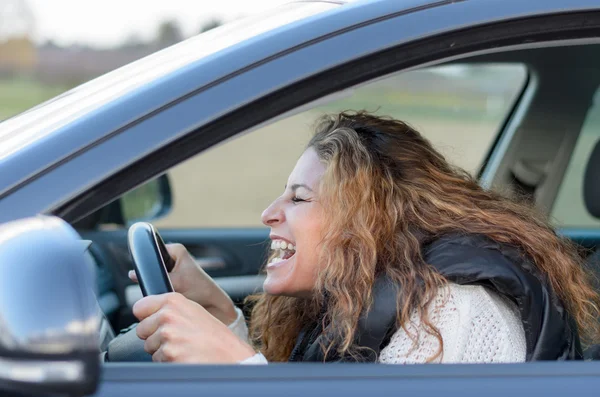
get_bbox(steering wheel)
[128,222,175,296]
[103,222,176,362]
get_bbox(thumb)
[128,270,139,283]
[165,243,189,270]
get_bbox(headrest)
[584,140,600,218]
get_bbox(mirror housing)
[0,216,100,396]
[120,174,172,224]
[74,174,172,230]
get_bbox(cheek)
[292,206,326,279]
[293,204,325,255]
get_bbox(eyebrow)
[287,183,313,192]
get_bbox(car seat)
[582,140,600,359]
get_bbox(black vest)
[288,234,582,362]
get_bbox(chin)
[263,255,314,297]
[263,275,310,297]
[263,276,292,296]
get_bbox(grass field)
[0,78,71,120]
[155,110,501,228]
[153,71,520,228]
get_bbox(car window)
[151,63,527,228]
[551,87,600,228]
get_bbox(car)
[2,0,600,395]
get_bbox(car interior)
[73,40,600,361]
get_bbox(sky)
[23,0,291,48]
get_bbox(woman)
[131,111,600,364]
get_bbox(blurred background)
[0,0,287,120]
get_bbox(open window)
[93,63,526,230]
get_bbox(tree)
[199,18,223,34]
[0,0,36,72]
[121,33,147,50]
[155,19,184,48]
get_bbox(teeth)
[270,240,296,251]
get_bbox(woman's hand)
[129,243,237,325]
[133,292,256,363]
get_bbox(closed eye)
[291,196,307,203]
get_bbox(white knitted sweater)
[229,283,527,364]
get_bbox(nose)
[261,198,284,227]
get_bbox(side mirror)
[0,216,100,396]
[74,174,173,230]
[120,174,172,224]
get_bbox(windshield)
[0,1,339,161]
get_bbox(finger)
[152,348,167,363]
[152,350,163,363]
[135,293,185,339]
[165,243,186,264]
[132,294,167,321]
[152,343,178,363]
[128,270,138,283]
[143,327,164,355]
[136,310,162,340]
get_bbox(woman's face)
[261,148,326,297]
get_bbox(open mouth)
[268,239,296,265]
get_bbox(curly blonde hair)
[248,110,600,362]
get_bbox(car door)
[6,0,600,395]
